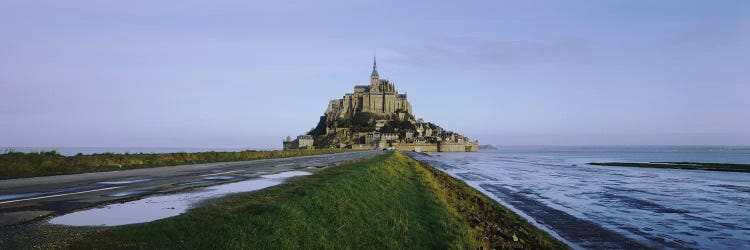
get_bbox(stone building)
[325,57,412,124]
[283,135,314,150]
[283,56,478,152]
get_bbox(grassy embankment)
[589,162,750,173]
[0,149,357,180]
[61,152,566,249]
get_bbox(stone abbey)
[284,56,477,152]
[325,57,412,119]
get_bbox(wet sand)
[409,151,750,249]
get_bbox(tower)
[370,52,380,92]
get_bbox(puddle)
[260,171,312,179]
[0,193,43,201]
[202,176,234,180]
[2,179,159,203]
[0,193,45,201]
[176,180,217,186]
[0,184,108,202]
[106,190,154,197]
[97,178,153,185]
[48,171,312,226]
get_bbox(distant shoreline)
[1,147,280,157]
[589,162,750,173]
[0,149,354,180]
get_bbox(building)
[283,135,314,150]
[283,56,478,152]
[324,56,412,125]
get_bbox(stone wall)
[283,139,314,150]
[437,142,467,152]
[298,138,314,148]
[390,141,480,152]
[393,143,438,152]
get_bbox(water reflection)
[49,171,311,226]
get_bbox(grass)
[59,152,566,249]
[414,155,567,249]
[0,148,357,180]
[589,161,750,173]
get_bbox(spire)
[371,49,379,78]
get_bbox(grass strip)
[589,162,750,173]
[0,149,357,180]
[58,152,565,249]
[412,156,569,249]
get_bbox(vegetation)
[326,112,381,133]
[314,129,355,149]
[0,148,353,180]
[379,119,415,133]
[307,115,328,136]
[589,161,750,173]
[413,154,567,249]
[62,152,566,249]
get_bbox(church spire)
[371,50,379,78]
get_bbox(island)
[283,57,478,152]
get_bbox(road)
[0,150,382,227]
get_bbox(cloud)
[670,23,748,48]
[392,38,594,68]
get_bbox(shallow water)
[97,178,154,185]
[262,171,315,178]
[48,171,311,226]
[0,184,111,202]
[410,146,750,249]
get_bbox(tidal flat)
[414,147,750,249]
[589,161,750,173]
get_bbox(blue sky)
[1,1,748,148]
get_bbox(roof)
[371,54,379,77]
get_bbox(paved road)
[0,150,382,227]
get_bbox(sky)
[1,0,749,148]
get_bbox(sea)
[408,146,750,250]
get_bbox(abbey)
[325,57,412,123]
[284,56,478,152]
